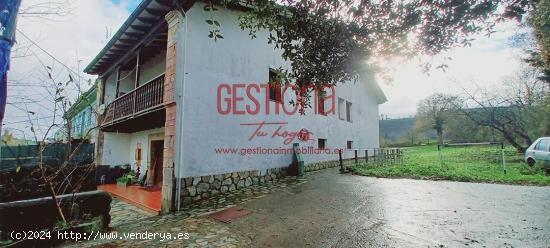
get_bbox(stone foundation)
[180,167,287,205]
[179,159,345,205]
[304,159,341,172]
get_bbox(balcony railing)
[103,74,165,126]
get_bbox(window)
[347,141,353,149]
[268,69,281,103]
[318,95,326,115]
[87,109,93,127]
[81,112,86,130]
[535,139,550,151]
[338,98,345,120]
[318,139,327,149]
[346,101,352,122]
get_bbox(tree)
[196,0,539,109]
[526,0,550,84]
[456,67,548,152]
[416,94,460,145]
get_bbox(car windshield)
[535,139,550,151]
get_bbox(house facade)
[54,85,98,143]
[85,0,386,213]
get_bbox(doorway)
[149,140,164,187]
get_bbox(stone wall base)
[179,159,344,206]
[180,167,287,205]
[304,159,341,172]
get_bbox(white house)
[85,0,386,213]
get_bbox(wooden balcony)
[102,74,166,132]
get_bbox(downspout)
[174,6,189,211]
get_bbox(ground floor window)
[318,139,327,149]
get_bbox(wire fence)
[436,143,511,174]
[0,143,94,170]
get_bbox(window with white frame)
[338,98,345,120]
[346,101,352,122]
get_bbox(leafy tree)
[526,0,550,83]
[196,0,539,109]
[416,94,460,145]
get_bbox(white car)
[525,137,550,174]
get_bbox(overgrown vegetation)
[351,145,550,186]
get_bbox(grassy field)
[351,145,550,186]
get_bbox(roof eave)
[84,0,158,74]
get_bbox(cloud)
[4,0,131,138]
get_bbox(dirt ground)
[228,168,550,247]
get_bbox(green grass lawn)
[350,145,550,186]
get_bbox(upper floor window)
[346,101,352,122]
[268,69,281,103]
[338,98,345,120]
[87,109,93,127]
[318,95,326,115]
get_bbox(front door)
[150,140,164,187]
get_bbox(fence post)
[365,150,368,164]
[339,149,344,173]
[354,150,358,164]
[501,143,506,174]
[16,144,21,166]
[437,145,443,169]
[381,148,385,166]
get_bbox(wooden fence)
[338,148,404,172]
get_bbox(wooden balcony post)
[133,50,141,116]
[135,49,141,88]
[115,66,120,98]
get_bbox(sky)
[3,0,527,138]
[4,0,133,139]
[377,22,525,119]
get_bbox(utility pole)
[0,0,23,126]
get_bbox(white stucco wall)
[102,51,166,105]
[102,132,131,166]
[104,73,117,104]
[173,4,383,178]
[101,127,164,179]
[140,50,166,84]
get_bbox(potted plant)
[116,171,136,187]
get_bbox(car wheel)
[527,158,536,167]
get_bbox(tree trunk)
[500,129,527,153]
[437,128,443,145]
[38,145,67,224]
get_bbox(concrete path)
[228,168,550,247]
[109,198,156,226]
